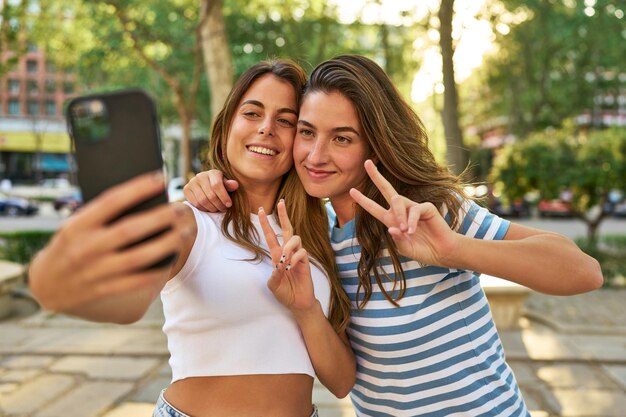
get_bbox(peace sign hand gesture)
[349,160,459,267]
[258,200,317,314]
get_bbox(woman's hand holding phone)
[28,172,192,323]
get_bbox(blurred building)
[0,45,76,182]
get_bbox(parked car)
[537,199,573,217]
[490,197,529,218]
[613,201,626,218]
[0,192,38,216]
[464,184,529,218]
[38,178,72,189]
[53,190,83,216]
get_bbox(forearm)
[447,233,603,295]
[293,301,356,398]
[62,281,164,324]
[29,251,171,324]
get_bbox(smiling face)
[294,90,372,219]
[226,74,298,191]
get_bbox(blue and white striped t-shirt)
[328,200,530,417]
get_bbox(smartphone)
[66,88,175,268]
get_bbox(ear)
[369,153,380,166]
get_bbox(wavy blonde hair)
[306,55,469,308]
[206,59,350,332]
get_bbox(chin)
[302,184,332,199]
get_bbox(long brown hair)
[306,54,469,308]
[207,59,350,332]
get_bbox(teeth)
[248,146,277,156]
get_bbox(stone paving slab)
[35,381,134,417]
[49,356,161,380]
[1,291,625,417]
[0,374,75,415]
[524,289,626,335]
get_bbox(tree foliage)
[470,0,625,136]
[490,126,626,242]
[0,0,30,76]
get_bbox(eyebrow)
[241,99,298,116]
[298,119,360,136]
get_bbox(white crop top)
[161,204,331,383]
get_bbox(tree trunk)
[438,0,467,175]
[200,0,233,124]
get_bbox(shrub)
[0,230,55,265]
[576,234,626,287]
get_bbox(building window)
[27,43,38,52]
[45,79,56,93]
[26,59,38,73]
[45,100,57,116]
[46,60,56,73]
[28,80,39,95]
[63,81,74,94]
[27,101,39,115]
[8,99,20,115]
[8,79,20,94]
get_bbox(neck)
[329,194,357,227]
[242,180,280,214]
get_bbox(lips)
[304,166,334,179]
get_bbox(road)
[1,203,626,239]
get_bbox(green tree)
[490,126,626,244]
[35,0,209,179]
[471,0,625,136]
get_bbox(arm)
[448,222,603,294]
[349,160,603,295]
[28,172,194,324]
[259,202,356,398]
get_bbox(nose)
[258,118,275,136]
[306,138,328,164]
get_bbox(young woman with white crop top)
[28,60,356,417]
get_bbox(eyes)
[242,110,296,128]
[298,128,352,144]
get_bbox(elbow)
[331,385,353,400]
[571,256,604,294]
[587,257,604,290]
[330,375,356,399]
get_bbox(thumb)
[224,179,239,192]
[267,268,283,293]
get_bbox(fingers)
[183,170,237,212]
[390,195,408,232]
[224,180,239,192]
[207,170,234,210]
[69,171,167,229]
[406,204,422,234]
[349,187,388,223]
[92,223,187,276]
[363,159,400,204]
[95,203,185,253]
[287,247,309,271]
[276,200,293,243]
[258,207,281,262]
[281,236,302,270]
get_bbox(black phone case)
[66,88,175,268]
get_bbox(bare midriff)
[164,374,315,417]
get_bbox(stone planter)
[0,260,26,320]
[481,274,532,330]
